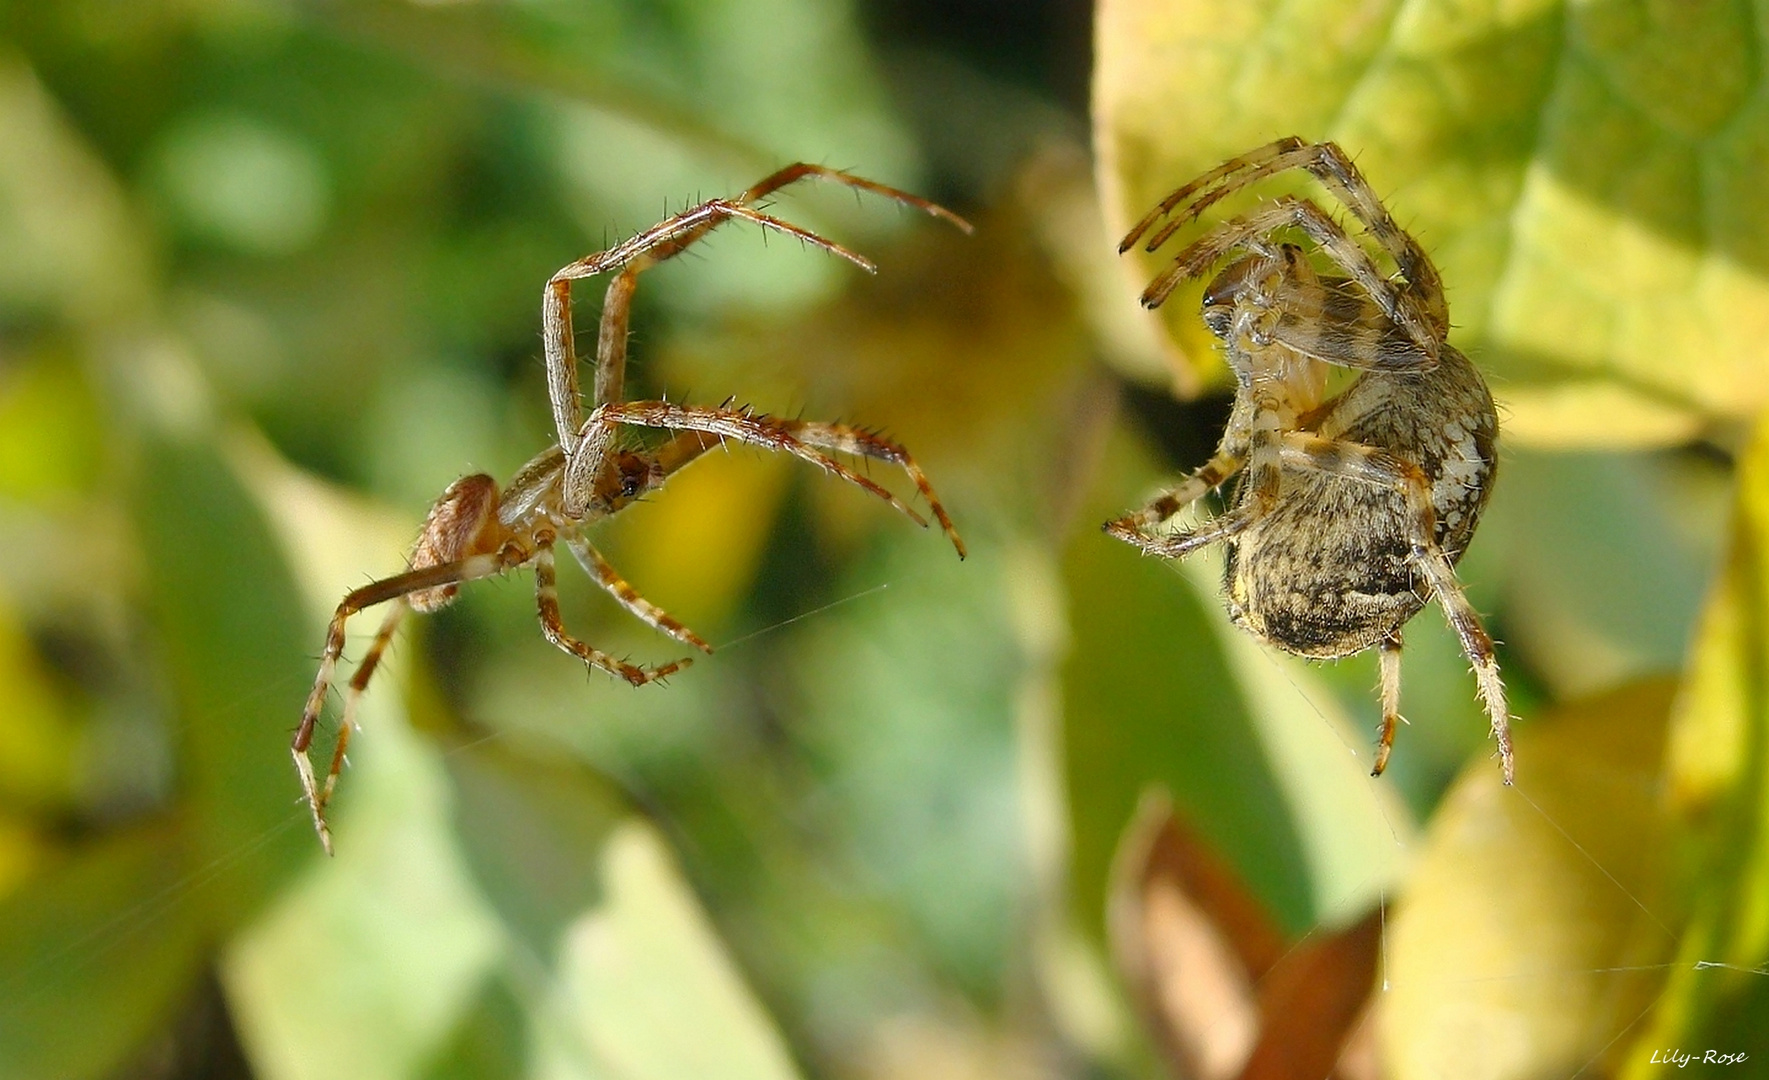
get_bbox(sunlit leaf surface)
[1095,0,1769,444]
[1640,415,1769,1058]
[1382,681,1677,1079]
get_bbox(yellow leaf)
[1382,680,1678,1080]
[1094,0,1767,443]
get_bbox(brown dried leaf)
[1110,790,1382,1080]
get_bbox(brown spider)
[1105,137,1510,783]
[294,164,971,852]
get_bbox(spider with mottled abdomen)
[1106,137,1510,783]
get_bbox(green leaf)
[133,429,316,922]
[791,527,1025,992]
[1063,448,1315,936]
[418,971,529,1080]
[1178,550,1418,923]
[0,824,206,1080]
[1486,449,1728,700]
[222,675,504,1080]
[1094,0,1768,445]
[445,743,627,961]
[446,742,804,1080]
[1382,680,1677,1080]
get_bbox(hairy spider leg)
[294,549,517,854]
[1141,198,1438,366]
[543,200,876,458]
[581,401,968,558]
[1276,432,1512,783]
[1124,137,1447,344]
[1104,449,1246,537]
[565,534,713,654]
[1108,392,1286,560]
[1120,136,1313,251]
[543,165,971,458]
[531,533,695,686]
[773,418,967,559]
[1263,262,1436,373]
[323,603,405,806]
[1108,393,1259,535]
[1373,631,1404,777]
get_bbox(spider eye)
[621,475,641,498]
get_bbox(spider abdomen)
[1223,345,1497,659]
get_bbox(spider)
[1105,137,1510,783]
[293,164,971,853]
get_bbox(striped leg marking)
[1109,409,1281,560]
[1279,432,1513,784]
[776,419,966,558]
[1373,631,1404,777]
[1121,137,1448,343]
[565,535,712,654]
[534,539,693,686]
[1141,197,1437,362]
[294,550,512,854]
[585,402,968,554]
[1106,449,1246,536]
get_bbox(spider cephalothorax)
[1106,137,1508,782]
[294,165,971,852]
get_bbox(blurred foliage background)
[1,0,1766,1077]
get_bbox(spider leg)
[533,533,695,686]
[294,549,516,854]
[1126,138,1448,338]
[1372,631,1404,777]
[579,402,967,550]
[544,202,876,454]
[543,169,969,454]
[1121,136,1310,250]
[727,163,973,234]
[1109,408,1282,559]
[1262,257,1435,373]
[322,603,406,810]
[772,419,967,558]
[1142,197,1439,364]
[1105,448,1247,537]
[1277,432,1512,784]
[564,534,712,654]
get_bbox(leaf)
[222,673,504,1080]
[446,742,804,1080]
[1634,413,1769,1058]
[1062,468,1316,937]
[1381,679,1677,1080]
[417,972,528,1080]
[788,529,1026,992]
[0,824,207,1080]
[132,429,316,923]
[0,51,153,326]
[1486,448,1729,701]
[1094,0,1767,443]
[1172,548,1418,924]
[0,588,79,815]
[1108,791,1382,1080]
[445,742,627,961]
